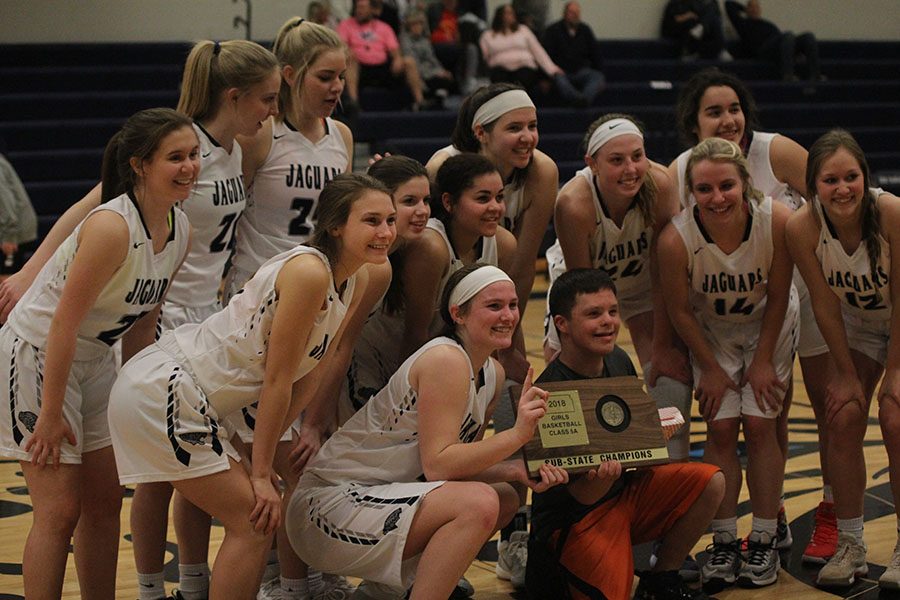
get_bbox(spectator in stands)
[542,1,605,107]
[338,0,428,110]
[512,0,550,35]
[526,267,724,600]
[401,9,456,101]
[661,0,732,61]
[480,4,564,95]
[427,0,484,95]
[371,0,401,34]
[725,0,821,82]
[308,0,339,29]
[0,145,37,276]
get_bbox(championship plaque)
[509,376,669,477]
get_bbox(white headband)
[448,266,513,310]
[471,90,535,129]
[586,118,643,157]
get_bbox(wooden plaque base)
[510,376,669,477]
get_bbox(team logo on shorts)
[383,507,402,534]
[179,432,207,446]
[18,411,37,433]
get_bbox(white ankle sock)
[137,572,166,600]
[178,563,210,599]
[837,516,864,542]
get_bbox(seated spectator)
[372,0,401,34]
[512,0,550,35]
[725,0,821,82]
[542,1,605,107]
[661,0,732,61]
[480,4,564,94]
[0,146,37,276]
[526,268,725,600]
[338,0,428,110]
[401,9,456,100]
[307,0,339,29]
[427,0,484,95]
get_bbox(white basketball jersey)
[547,167,652,298]
[814,197,891,321]
[437,145,526,232]
[167,246,354,418]
[8,193,189,358]
[427,217,499,307]
[307,336,497,485]
[166,123,246,307]
[232,118,348,275]
[673,197,774,323]
[676,132,803,211]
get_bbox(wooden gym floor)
[0,271,894,599]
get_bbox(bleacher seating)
[0,39,898,243]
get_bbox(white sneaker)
[496,531,527,588]
[738,531,780,587]
[816,533,868,588]
[701,531,741,590]
[315,574,356,600]
[879,540,900,591]
[257,578,286,600]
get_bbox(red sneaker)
[803,501,838,564]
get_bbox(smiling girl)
[287,263,567,599]
[427,83,557,382]
[668,67,831,559]
[107,173,395,600]
[786,129,900,590]
[658,137,797,591]
[542,113,692,461]
[0,108,194,600]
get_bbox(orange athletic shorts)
[551,462,720,600]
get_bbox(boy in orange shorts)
[527,269,725,599]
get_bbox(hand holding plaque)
[509,376,670,477]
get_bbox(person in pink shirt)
[338,0,427,110]
[479,4,563,95]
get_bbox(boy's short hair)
[549,268,617,320]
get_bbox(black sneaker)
[634,570,717,599]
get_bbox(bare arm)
[510,151,557,314]
[0,183,102,322]
[334,119,355,174]
[400,230,448,361]
[648,164,692,384]
[236,118,274,189]
[876,195,900,407]
[786,206,865,423]
[554,175,596,271]
[657,223,738,421]
[742,202,793,411]
[770,134,809,198]
[289,261,392,472]
[414,349,548,481]
[24,210,128,467]
[248,255,331,533]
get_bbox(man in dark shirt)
[725,0,820,82]
[527,268,724,600]
[541,1,605,107]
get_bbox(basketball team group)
[0,15,897,600]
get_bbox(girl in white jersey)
[108,173,395,600]
[786,130,900,590]
[402,153,516,361]
[426,83,557,383]
[263,157,428,599]
[223,21,354,597]
[659,138,797,590]
[543,113,693,462]
[227,18,353,300]
[0,40,282,600]
[300,156,431,438]
[669,68,829,559]
[0,108,195,600]
[287,263,567,599]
